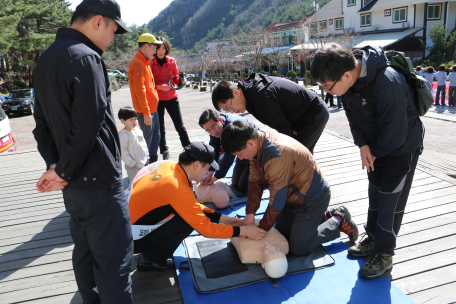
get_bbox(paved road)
[6,84,456,169]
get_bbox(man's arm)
[245,160,265,220]
[53,55,110,180]
[32,95,59,169]
[214,152,236,179]
[208,135,220,172]
[369,81,409,158]
[258,154,294,231]
[130,62,151,115]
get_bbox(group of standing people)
[30,0,424,301]
[416,64,456,106]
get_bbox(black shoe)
[359,251,393,279]
[137,256,175,272]
[163,150,170,160]
[333,207,359,242]
[348,225,375,257]
[327,205,351,219]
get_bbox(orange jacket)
[128,161,239,238]
[128,51,159,115]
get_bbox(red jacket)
[150,56,180,101]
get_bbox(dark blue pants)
[366,148,420,255]
[62,186,133,304]
[436,85,446,105]
[138,112,160,163]
[157,97,191,154]
[232,157,250,192]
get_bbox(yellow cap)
[138,33,163,44]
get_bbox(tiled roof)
[260,13,314,34]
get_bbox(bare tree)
[235,29,267,74]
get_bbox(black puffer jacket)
[341,46,423,158]
[238,73,328,139]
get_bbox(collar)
[56,28,103,56]
[177,163,193,188]
[137,50,151,64]
[255,131,267,161]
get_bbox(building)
[293,0,456,59]
[206,40,236,51]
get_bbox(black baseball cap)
[185,142,219,170]
[74,0,131,34]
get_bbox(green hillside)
[147,0,331,53]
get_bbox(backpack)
[352,49,433,118]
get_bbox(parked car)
[0,107,17,153]
[107,69,126,77]
[1,88,35,116]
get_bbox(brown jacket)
[247,130,329,231]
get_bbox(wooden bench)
[200,86,207,92]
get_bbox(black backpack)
[350,49,433,118]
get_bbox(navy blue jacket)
[33,28,122,190]
[239,73,328,138]
[341,46,423,158]
[208,113,260,179]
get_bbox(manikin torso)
[194,180,232,208]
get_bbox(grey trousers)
[275,188,340,256]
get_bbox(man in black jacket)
[33,0,134,303]
[212,74,329,154]
[311,44,423,279]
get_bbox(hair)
[221,120,258,154]
[198,109,220,128]
[452,65,456,72]
[71,10,112,27]
[427,66,435,73]
[212,81,238,111]
[178,150,208,167]
[310,43,356,83]
[155,37,171,57]
[118,106,138,121]
[439,64,446,71]
[415,65,422,71]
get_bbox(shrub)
[271,70,279,76]
[242,72,246,77]
[306,70,312,79]
[287,70,297,78]
[233,73,238,78]
[260,70,267,75]
[15,81,27,89]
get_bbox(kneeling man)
[222,121,358,256]
[127,141,266,271]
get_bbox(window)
[364,0,373,6]
[319,20,327,29]
[311,23,317,30]
[428,4,441,20]
[361,13,371,26]
[393,7,407,23]
[329,19,333,25]
[384,9,391,16]
[348,0,355,6]
[335,18,344,29]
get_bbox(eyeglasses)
[318,79,339,93]
[223,98,234,113]
[204,122,219,134]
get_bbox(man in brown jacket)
[222,120,358,256]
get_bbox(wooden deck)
[1,128,456,304]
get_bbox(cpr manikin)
[194,180,233,209]
[231,220,289,278]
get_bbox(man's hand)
[242,214,256,226]
[293,130,298,136]
[200,171,217,184]
[36,167,67,193]
[182,78,187,85]
[219,214,242,226]
[360,145,376,172]
[239,224,267,240]
[144,114,152,126]
[160,84,171,91]
[132,164,138,169]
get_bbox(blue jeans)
[138,111,160,163]
[436,85,446,105]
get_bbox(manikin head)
[263,244,288,278]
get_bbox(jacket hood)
[352,46,388,91]
[239,73,272,110]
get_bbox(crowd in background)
[415,64,456,107]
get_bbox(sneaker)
[163,150,170,160]
[137,254,175,272]
[333,207,359,242]
[327,205,351,219]
[359,251,393,279]
[348,225,375,257]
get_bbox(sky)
[68,0,174,27]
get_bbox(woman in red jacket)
[151,37,191,160]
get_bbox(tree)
[235,29,267,74]
[425,21,456,63]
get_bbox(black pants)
[275,188,340,256]
[325,93,334,106]
[231,158,250,192]
[296,107,329,154]
[62,186,133,304]
[366,148,420,255]
[157,98,191,154]
[134,213,194,264]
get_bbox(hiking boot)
[359,251,393,279]
[333,207,358,242]
[327,205,351,219]
[348,225,375,257]
[137,254,174,272]
[163,150,170,160]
